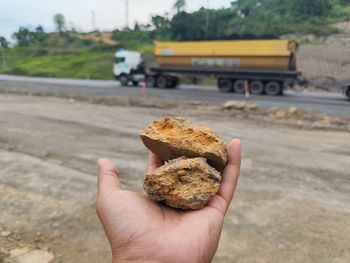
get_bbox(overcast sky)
[0,0,231,40]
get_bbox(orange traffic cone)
[244,80,250,99]
[139,83,147,94]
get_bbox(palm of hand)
[97,140,241,263]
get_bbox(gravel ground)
[0,94,349,263]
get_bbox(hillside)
[0,33,120,80]
[1,0,350,80]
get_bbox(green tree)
[231,0,260,17]
[33,26,48,43]
[338,0,350,4]
[173,0,186,13]
[0,36,9,48]
[53,13,66,34]
[151,15,171,40]
[12,27,33,47]
[290,0,331,18]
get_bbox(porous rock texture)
[144,157,221,210]
[139,117,227,172]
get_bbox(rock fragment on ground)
[223,101,246,110]
[5,247,54,263]
[1,230,11,237]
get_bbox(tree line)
[114,0,350,46]
[0,14,69,48]
[1,0,350,50]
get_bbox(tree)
[173,0,186,13]
[53,13,66,34]
[12,27,33,47]
[33,26,48,43]
[338,0,350,4]
[231,0,260,17]
[11,26,48,47]
[290,0,331,18]
[151,15,171,40]
[0,36,9,49]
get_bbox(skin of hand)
[96,139,241,263]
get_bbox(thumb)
[97,158,121,197]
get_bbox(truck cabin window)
[115,57,125,64]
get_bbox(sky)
[0,0,231,40]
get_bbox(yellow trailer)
[154,40,297,71]
[117,39,303,95]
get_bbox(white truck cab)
[113,49,144,86]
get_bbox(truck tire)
[168,77,179,89]
[132,81,139,87]
[250,81,264,95]
[346,86,350,99]
[157,76,168,89]
[265,81,282,96]
[119,74,129,87]
[233,80,245,94]
[146,76,156,88]
[218,79,233,93]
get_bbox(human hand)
[96,139,241,263]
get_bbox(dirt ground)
[298,45,350,83]
[0,93,349,263]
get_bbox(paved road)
[0,74,349,115]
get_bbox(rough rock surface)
[144,157,221,210]
[139,117,227,172]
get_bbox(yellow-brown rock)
[139,117,227,172]
[144,157,221,210]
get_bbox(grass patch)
[0,48,116,80]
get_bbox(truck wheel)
[132,81,139,87]
[146,76,156,88]
[218,79,233,93]
[157,76,168,89]
[250,81,264,95]
[233,80,245,94]
[168,77,179,89]
[119,74,129,87]
[265,81,282,96]
[346,86,350,99]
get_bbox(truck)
[113,40,350,99]
[113,49,145,86]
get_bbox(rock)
[5,248,54,263]
[246,104,259,110]
[287,107,299,115]
[139,117,227,172]
[1,230,11,237]
[311,118,332,129]
[144,157,221,210]
[275,109,287,119]
[223,101,246,110]
[52,222,60,228]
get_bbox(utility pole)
[125,0,129,28]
